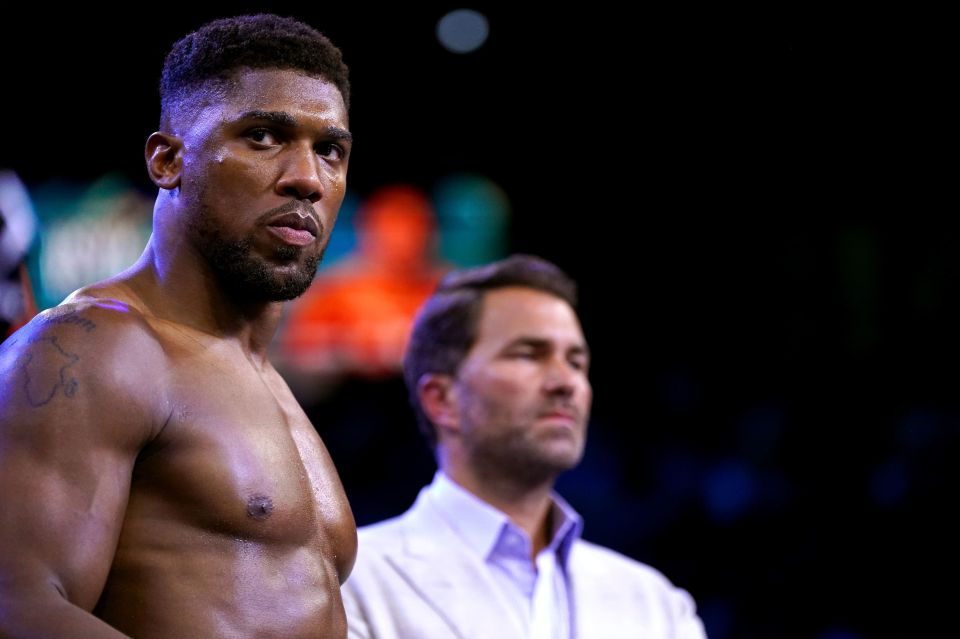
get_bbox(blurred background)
[1,6,952,637]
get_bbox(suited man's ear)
[145,131,183,190]
[418,374,459,437]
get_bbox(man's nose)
[543,358,579,396]
[276,142,323,202]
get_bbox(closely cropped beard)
[190,206,322,302]
[466,422,586,491]
[205,235,321,301]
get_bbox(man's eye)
[316,142,344,161]
[247,129,279,145]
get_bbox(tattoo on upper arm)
[39,311,98,333]
[16,336,81,407]
[0,333,19,357]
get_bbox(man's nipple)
[246,494,274,521]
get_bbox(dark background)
[1,6,953,638]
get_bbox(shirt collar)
[548,490,584,566]
[427,471,584,567]
[429,471,508,560]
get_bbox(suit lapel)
[385,492,526,639]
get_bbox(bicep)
[0,445,135,608]
[0,328,148,609]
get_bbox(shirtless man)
[0,14,356,638]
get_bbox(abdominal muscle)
[95,532,346,638]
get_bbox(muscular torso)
[97,311,356,637]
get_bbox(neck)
[122,240,283,359]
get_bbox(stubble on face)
[189,200,325,302]
[450,288,592,490]
[459,391,588,489]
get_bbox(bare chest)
[130,355,353,558]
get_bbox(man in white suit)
[342,254,707,638]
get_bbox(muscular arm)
[0,305,162,638]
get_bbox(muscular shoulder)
[0,298,169,441]
[4,298,165,372]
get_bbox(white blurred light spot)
[436,9,489,54]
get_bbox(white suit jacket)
[342,489,707,639]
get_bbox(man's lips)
[266,210,319,237]
[538,408,580,423]
[265,207,320,246]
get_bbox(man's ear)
[418,373,459,435]
[145,131,183,190]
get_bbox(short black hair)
[403,254,579,448]
[160,14,350,127]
